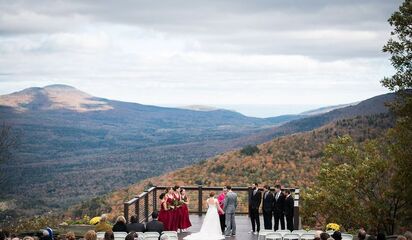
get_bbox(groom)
[223,185,237,236]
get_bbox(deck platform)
[178,214,263,240]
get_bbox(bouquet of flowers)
[173,199,183,207]
[326,223,340,231]
[89,217,101,225]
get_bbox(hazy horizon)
[0,83,376,118]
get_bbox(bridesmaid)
[180,188,192,231]
[172,185,183,231]
[165,187,176,231]
[158,193,170,230]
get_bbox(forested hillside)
[80,113,394,217]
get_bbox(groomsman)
[284,189,294,231]
[262,185,274,230]
[249,182,262,234]
[273,184,285,230]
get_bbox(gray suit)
[223,191,237,235]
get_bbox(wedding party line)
[124,183,297,239]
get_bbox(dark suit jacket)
[126,223,146,233]
[284,195,294,217]
[249,188,262,210]
[262,191,274,212]
[273,191,285,214]
[145,219,164,234]
[112,222,128,232]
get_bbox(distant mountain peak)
[0,84,112,112]
[300,102,359,116]
[44,84,77,90]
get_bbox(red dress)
[180,195,192,229]
[158,199,170,230]
[172,193,182,231]
[165,196,176,231]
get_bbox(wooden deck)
[178,214,261,240]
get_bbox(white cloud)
[0,0,400,117]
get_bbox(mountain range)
[0,85,395,217]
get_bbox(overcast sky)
[0,0,402,117]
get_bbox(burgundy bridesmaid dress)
[180,195,192,229]
[158,199,170,230]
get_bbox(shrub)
[240,145,259,156]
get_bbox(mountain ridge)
[0,85,396,218]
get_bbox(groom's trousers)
[225,212,236,235]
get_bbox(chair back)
[113,232,127,240]
[144,236,159,240]
[292,230,307,236]
[161,231,178,238]
[301,233,316,240]
[283,233,301,240]
[96,232,105,240]
[144,232,160,237]
[277,230,292,236]
[342,234,354,240]
[259,230,275,240]
[266,232,284,240]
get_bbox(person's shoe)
[253,231,258,234]
[232,234,236,236]
[248,230,254,234]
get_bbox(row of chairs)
[97,231,178,240]
[259,230,353,240]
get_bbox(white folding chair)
[326,231,334,235]
[292,230,307,237]
[266,232,284,240]
[283,233,301,240]
[259,230,276,240]
[307,230,318,234]
[161,231,178,238]
[301,233,316,240]
[145,236,160,240]
[144,232,160,238]
[277,230,292,237]
[96,232,105,240]
[161,235,178,240]
[342,234,354,240]
[114,232,127,240]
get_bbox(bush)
[240,145,259,156]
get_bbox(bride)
[184,192,225,240]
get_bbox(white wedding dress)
[183,198,225,240]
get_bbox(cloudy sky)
[0,0,402,117]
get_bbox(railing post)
[198,185,203,216]
[124,202,129,224]
[135,197,140,223]
[144,192,149,222]
[294,188,300,230]
[248,187,252,216]
[153,186,158,212]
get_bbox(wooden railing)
[124,185,301,229]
